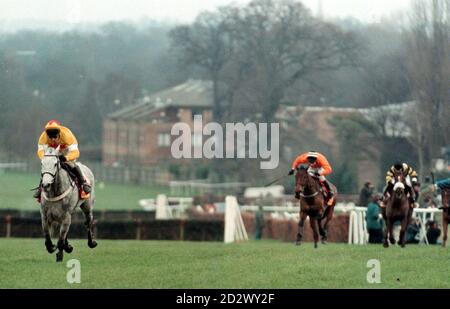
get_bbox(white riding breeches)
[307,167,326,181]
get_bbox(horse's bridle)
[41,154,77,202]
[296,167,320,198]
[41,154,60,188]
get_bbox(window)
[158,133,171,147]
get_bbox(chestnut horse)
[294,165,337,248]
[382,170,412,248]
[441,187,450,247]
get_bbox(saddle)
[311,175,334,207]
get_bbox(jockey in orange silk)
[289,151,335,201]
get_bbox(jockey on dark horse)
[381,161,419,209]
[289,151,335,206]
[33,120,92,200]
[435,178,450,208]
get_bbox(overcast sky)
[0,0,413,27]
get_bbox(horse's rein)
[41,155,59,185]
[297,169,320,198]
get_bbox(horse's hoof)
[314,243,318,249]
[64,244,73,253]
[46,245,56,254]
[321,240,327,245]
[295,241,301,246]
[46,246,56,254]
[401,244,405,248]
[56,252,63,262]
[383,243,389,248]
[88,240,98,248]
[389,238,396,245]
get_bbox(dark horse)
[382,170,412,248]
[294,165,337,248]
[441,187,450,247]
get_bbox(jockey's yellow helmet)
[45,120,61,137]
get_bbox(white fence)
[138,196,193,219]
[0,162,27,172]
[139,194,443,245]
[239,201,443,245]
[170,180,249,195]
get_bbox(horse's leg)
[320,207,333,244]
[64,236,73,253]
[310,217,320,249]
[56,214,71,262]
[389,221,396,245]
[383,219,390,248]
[443,212,448,248]
[80,201,97,248]
[56,240,64,262]
[318,218,326,244]
[296,211,307,246]
[40,210,56,253]
[399,217,408,248]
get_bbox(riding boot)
[414,190,419,203]
[72,165,91,193]
[380,183,393,208]
[406,186,415,208]
[323,179,334,198]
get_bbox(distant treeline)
[0,0,448,192]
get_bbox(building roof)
[276,101,417,138]
[359,101,417,137]
[108,79,213,120]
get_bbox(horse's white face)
[41,148,59,191]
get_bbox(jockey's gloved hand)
[288,169,295,176]
[58,155,67,162]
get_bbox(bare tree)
[169,10,235,120]
[170,0,361,122]
[404,0,450,170]
[227,0,360,121]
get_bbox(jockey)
[33,120,91,198]
[381,161,419,208]
[288,151,335,201]
[435,178,450,208]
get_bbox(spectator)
[365,194,383,243]
[203,203,216,214]
[421,197,437,221]
[359,181,374,207]
[426,220,441,245]
[406,218,420,244]
[423,197,437,208]
[255,205,265,240]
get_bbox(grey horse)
[40,146,97,262]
